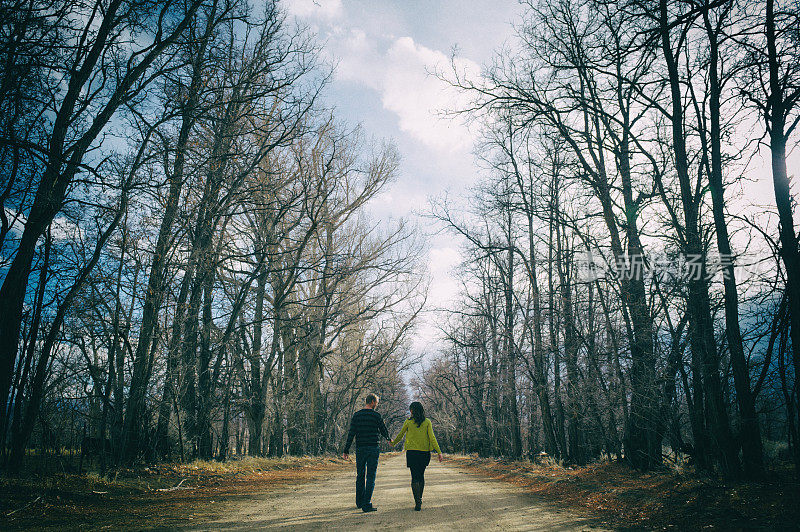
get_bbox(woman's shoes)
[411,482,422,511]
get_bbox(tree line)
[417,0,799,479]
[0,0,423,473]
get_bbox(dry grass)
[450,454,800,530]
[0,454,348,531]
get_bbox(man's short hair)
[365,393,378,405]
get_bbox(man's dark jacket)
[344,408,389,452]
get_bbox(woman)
[391,401,442,511]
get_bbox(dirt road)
[196,454,609,531]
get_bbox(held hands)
[343,453,349,460]
[437,453,443,463]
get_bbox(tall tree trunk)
[247,272,268,456]
[548,212,567,458]
[269,347,285,457]
[197,272,215,459]
[123,24,211,457]
[503,214,523,458]
[703,6,763,478]
[525,217,559,457]
[554,203,585,465]
[5,230,50,465]
[658,0,739,477]
[766,0,800,474]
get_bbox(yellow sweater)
[391,418,441,454]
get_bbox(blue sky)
[284,0,525,352]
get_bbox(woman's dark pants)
[406,450,430,487]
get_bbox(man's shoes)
[362,504,377,512]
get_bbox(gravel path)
[193,454,610,531]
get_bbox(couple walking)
[343,394,443,512]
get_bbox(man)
[343,393,390,512]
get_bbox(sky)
[283,0,525,356]
[280,0,799,363]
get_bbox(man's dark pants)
[355,446,379,508]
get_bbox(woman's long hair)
[409,401,425,427]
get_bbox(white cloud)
[332,31,480,153]
[50,215,83,242]
[331,28,378,86]
[426,248,461,312]
[429,246,460,275]
[284,0,343,20]
[407,246,462,354]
